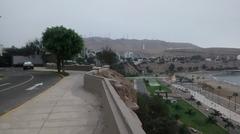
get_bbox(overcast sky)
[0,0,240,48]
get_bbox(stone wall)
[84,70,146,134]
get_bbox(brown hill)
[164,47,240,57]
[84,37,199,56]
[84,37,240,57]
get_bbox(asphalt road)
[0,68,61,115]
[135,79,148,94]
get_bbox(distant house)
[237,55,240,60]
[205,58,212,62]
[124,51,134,59]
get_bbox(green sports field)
[145,79,171,95]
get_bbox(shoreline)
[177,71,240,103]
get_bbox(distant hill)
[84,37,240,57]
[164,47,240,58]
[84,37,200,56]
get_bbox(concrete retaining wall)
[46,65,92,71]
[84,70,146,134]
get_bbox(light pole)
[227,95,232,120]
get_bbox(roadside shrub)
[136,94,189,134]
[174,104,182,111]
[206,115,217,124]
[196,101,201,106]
[179,124,191,134]
[185,109,195,116]
[174,114,181,120]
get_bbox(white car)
[23,61,34,70]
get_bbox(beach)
[178,71,240,104]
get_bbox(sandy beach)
[178,71,240,104]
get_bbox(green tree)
[206,115,217,124]
[168,63,175,73]
[96,47,118,66]
[24,39,43,55]
[42,26,84,72]
[136,94,177,134]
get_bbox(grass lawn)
[168,100,228,134]
[144,79,171,95]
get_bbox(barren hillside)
[84,37,240,57]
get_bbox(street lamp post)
[227,95,233,120]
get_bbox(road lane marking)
[0,75,34,93]
[26,82,43,91]
[0,83,11,87]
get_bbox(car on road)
[23,61,34,70]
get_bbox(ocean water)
[214,71,240,86]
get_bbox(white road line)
[0,83,11,87]
[0,75,34,93]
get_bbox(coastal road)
[0,68,61,115]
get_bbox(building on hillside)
[237,55,240,60]
[205,58,212,62]
[124,51,134,59]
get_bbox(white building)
[237,55,240,60]
[205,58,212,62]
[124,51,134,59]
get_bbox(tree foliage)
[5,39,43,56]
[136,94,190,134]
[168,63,175,73]
[96,47,118,66]
[42,26,84,72]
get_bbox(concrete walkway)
[0,71,103,134]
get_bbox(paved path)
[0,71,103,134]
[135,79,148,95]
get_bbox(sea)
[214,71,240,86]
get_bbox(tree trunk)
[56,57,61,73]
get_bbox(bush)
[179,124,191,134]
[196,101,201,106]
[185,109,195,115]
[206,115,217,124]
[136,94,189,134]
[174,104,182,111]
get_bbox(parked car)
[23,61,34,70]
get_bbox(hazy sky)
[0,0,240,48]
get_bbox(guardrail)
[46,64,92,71]
[84,69,146,134]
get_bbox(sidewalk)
[0,71,103,134]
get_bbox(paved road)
[0,68,61,115]
[0,70,103,134]
[135,79,148,95]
